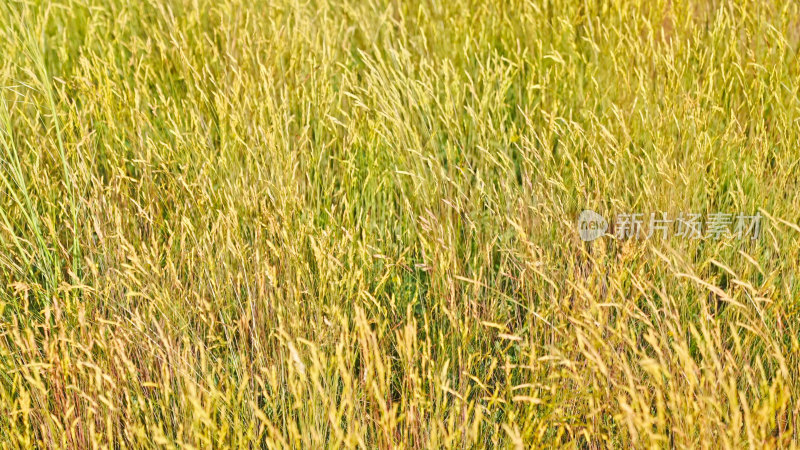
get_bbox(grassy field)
[1,0,800,447]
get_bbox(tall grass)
[1,0,799,447]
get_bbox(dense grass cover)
[1,0,800,447]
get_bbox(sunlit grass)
[1,0,800,447]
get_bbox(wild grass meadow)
[1,0,800,447]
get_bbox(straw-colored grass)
[1,0,800,447]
